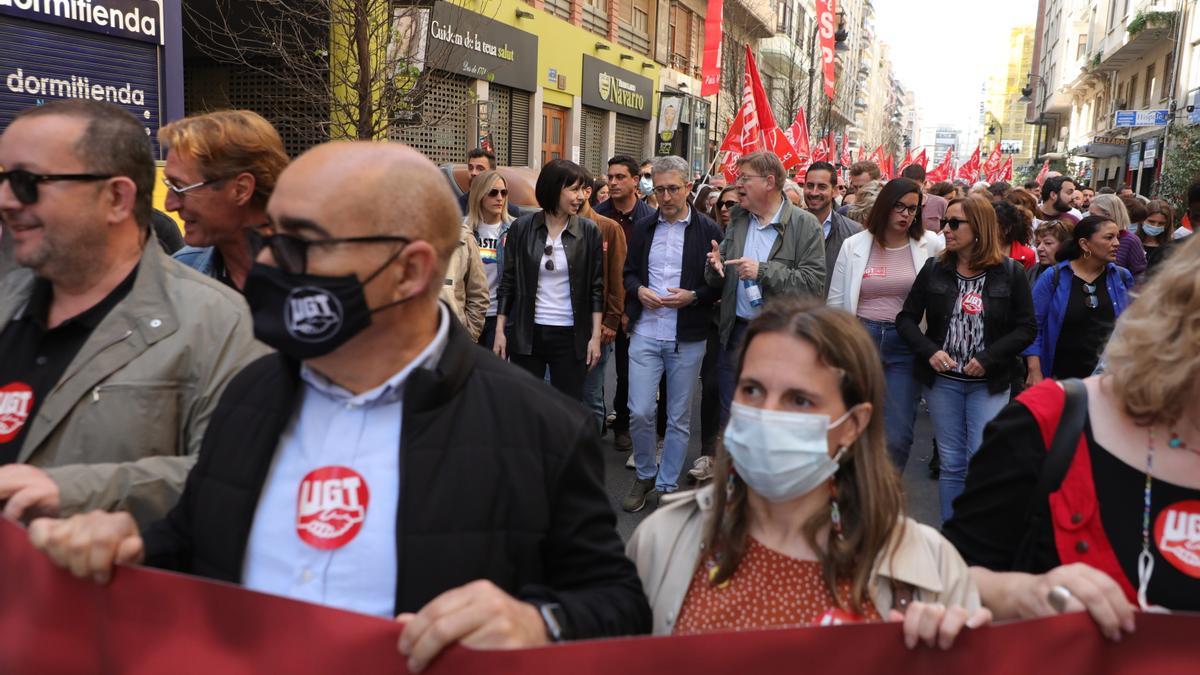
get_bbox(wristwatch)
[537,602,568,642]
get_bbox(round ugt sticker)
[296,466,369,550]
[1155,500,1200,579]
[0,382,34,444]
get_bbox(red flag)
[1035,159,1050,186]
[883,154,895,180]
[982,144,1004,182]
[956,145,981,182]
[784,108,811,165]
[868,145,883,167]
[719,109,745,154]
[839,133,851,168]
[720,150,741,184]
[744,46,778,133]
[898,149,913,173]
[815,0,837,100]
[927,149,953,182]
[699,0,724,96]
[1002,156,1014,182]
[767,127,804,170]
[912,148,928,171]
[810,132,833,164]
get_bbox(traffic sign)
[1115,109,1169,127]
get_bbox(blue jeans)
[925,376,1010,522]
[716,319,750,428]
[629,333,706,492]
[859,318,919,471]
[582,342,613,435]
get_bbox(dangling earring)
[725,470,737,507]
[829,478,845,542]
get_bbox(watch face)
[540,603,566,641]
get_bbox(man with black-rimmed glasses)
[0,100,265,526]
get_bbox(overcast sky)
[873,0,1039,136]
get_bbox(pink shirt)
[857,243,917,322]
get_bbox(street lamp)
[1020,73,1050,166]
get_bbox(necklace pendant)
[1168,432,1186,450]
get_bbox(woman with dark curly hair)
[993,201,1036,270]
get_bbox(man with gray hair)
[705,151,825,424]
[620,155,723,512]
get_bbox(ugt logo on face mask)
[285,287,344,342]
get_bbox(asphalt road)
[592,356,942,541]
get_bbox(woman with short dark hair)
[495,160,604,399]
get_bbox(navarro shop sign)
[583,55,651,120]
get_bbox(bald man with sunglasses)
[0,100,265,526]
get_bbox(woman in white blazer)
[828,178,944,470]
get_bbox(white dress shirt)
[241,305,451,617]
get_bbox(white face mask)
[723,401,854,503]
[639,176,654,196]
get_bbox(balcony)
[725,0,775,39]
[1097,5,1177,71]
[758,35,805,72]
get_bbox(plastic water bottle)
[742,279,764,308]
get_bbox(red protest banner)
[816,0,837,100]
[699,0,724,96]
[2,519,1198,675]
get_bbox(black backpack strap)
[1013,378,1089,570]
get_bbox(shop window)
[1144,63,1156,104]
[668,2,702,73]
[582,0,608,35]
[617,0,651,54]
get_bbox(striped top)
[857,243,917,322]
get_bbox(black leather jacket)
[896,257,1036,394]
[497,212,604,359]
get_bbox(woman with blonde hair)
[1090,193,1146,280]
[896,196,1036,519]
[944,234,1200,637]
[628,298,988,645]
[464,169,514,348]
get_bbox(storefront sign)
[423,1,537,91]
[582,55,651,120]
[0,0,162,44]
[1115,109,1168,127]
[1127,141,1141,167]
[1,13,161,154]
[1142,137,1158,168]
[657,94,682,155]
[999,140,1022,154]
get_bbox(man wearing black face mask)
[27,141,651,673]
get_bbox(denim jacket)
[173,246,220,279]
[1023,260,1134,377]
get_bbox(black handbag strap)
[1020,379,1089,545]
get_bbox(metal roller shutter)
[508,90,530,168]
[490,84,511,167]
[580,107,605,177]
[1,16,162,155]
[614,114,647,161]
[389,74,470,165]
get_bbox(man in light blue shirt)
[705,151,826,425]
[620,156,722,512]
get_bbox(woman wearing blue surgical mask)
[1140,200,1176,273]
[627,298,989,647]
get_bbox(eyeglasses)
[652,185,685,196]
[734,174,765,185]
[543,243,556,271]
[486,188,508,198]
[893,202,920,216]
[720,200,739,209]
[246,227,410,275]
[162,175,230,197]
[1082,282,1099,310]
[940,217,969,230]
[0,169,114,205]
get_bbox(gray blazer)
[704,198,825,346]
[823,209,861,296]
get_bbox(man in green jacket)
[0,100,266,526]
[704,151,825,424]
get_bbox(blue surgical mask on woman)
[1143,224,1165,237]
[639,176,654,196]
[722,402,857,502]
